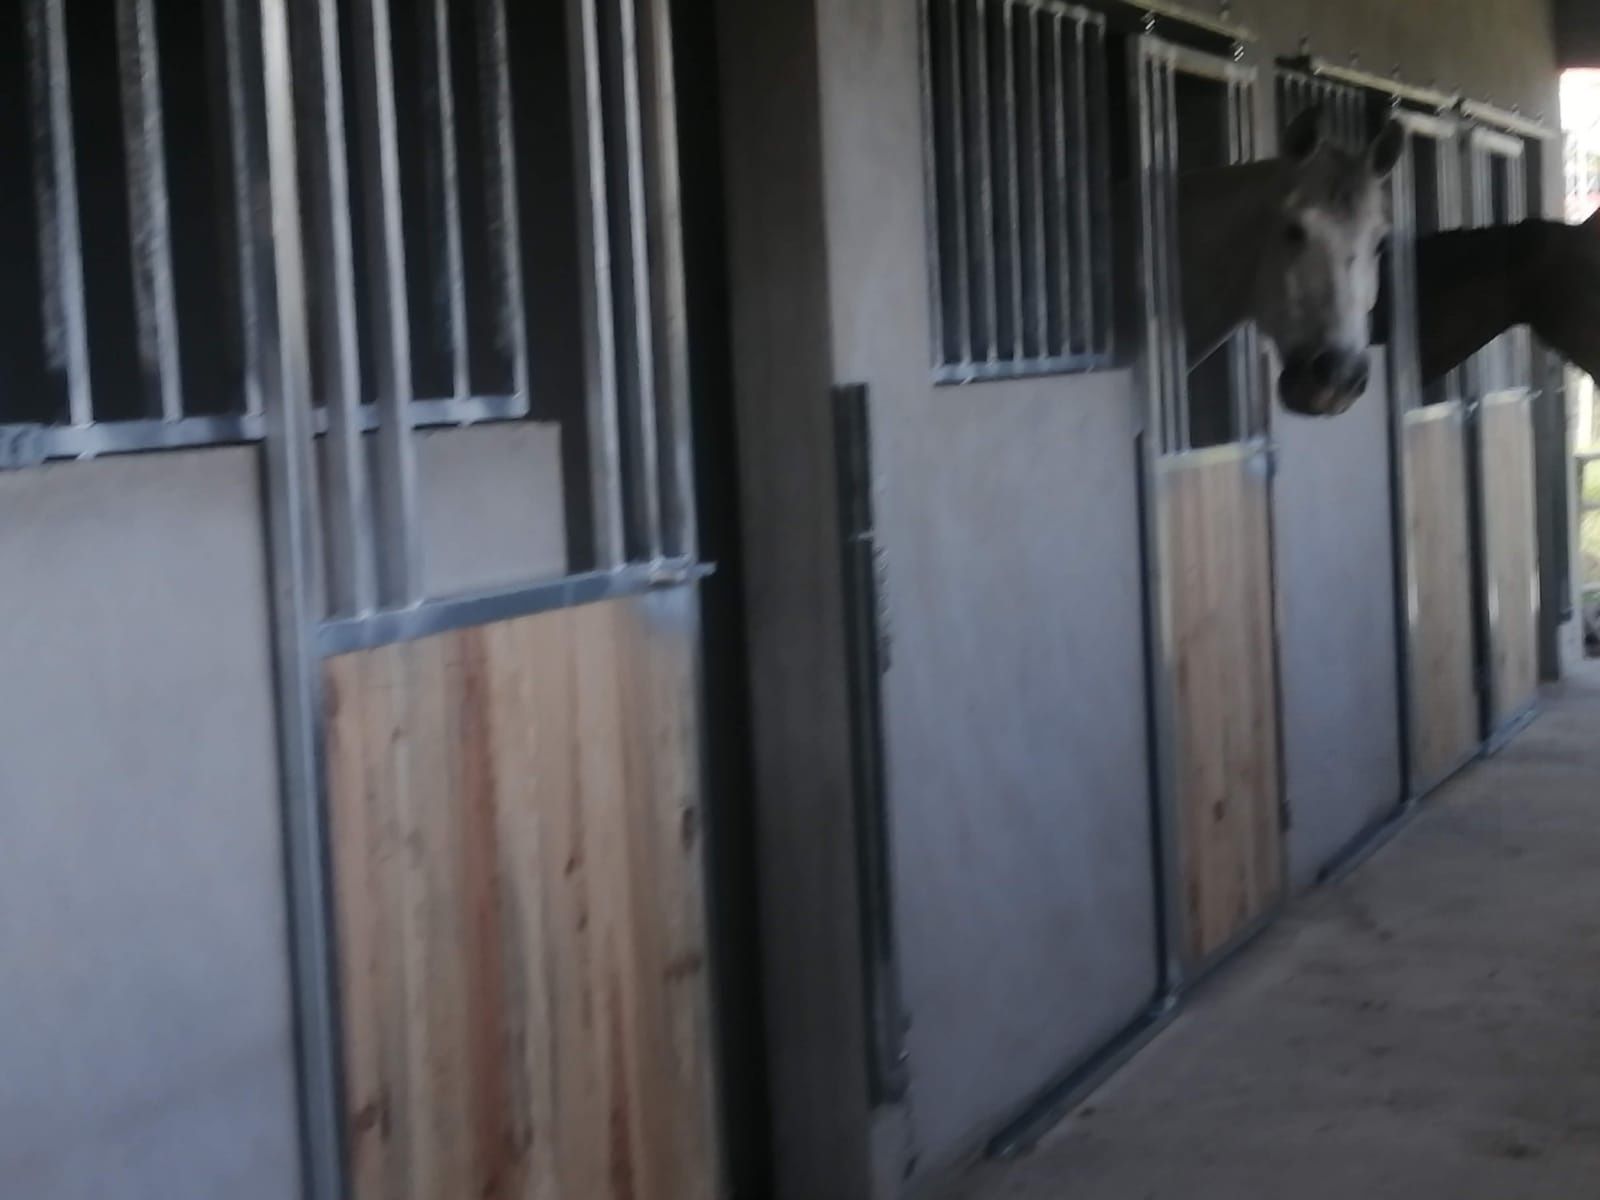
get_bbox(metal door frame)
[1130,31,1282,989]
[243,1,711,1196]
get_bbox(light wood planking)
[324,592,720,1200]
[1402,405,1480,789]
[1160,450,1283,965]
[1478,391,1540,731]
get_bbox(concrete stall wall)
[1275,351,1404,889]
[0,429,567,1200]
[809,0,1160,1176]
[714,1,1569,1197]
[0,449,301,1200]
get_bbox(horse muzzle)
[1278,347,1370,417]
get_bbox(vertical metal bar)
[1411,141,1426,403]
[1511,151,1531,385]
[944,0,971,367]
[1161,58,1188,451]
[423,0,471,401]
[248,0,345,1195]
[1071,16,1092,357]
[1024,6,1048,358]
[615,0,663,560]
[920,0,947,367]
[116,0,183,421]
[1155,56,1178,452]
[1141,53,1170,453]
[1133,42,1156,407]
[635,0,697,560]
[1051,12,1072,357]
[220,0,264,423]
[1000,0,1022,362]
[1228,79,1246,441]
[477,0,530,407]
[1239,76,1263,439]
[567,0,625,566]
[969,0,997,362]
[354,0,422,604]
[1088,19,1113,359]
[1149,53,1169,449]
[297,0,376,617]
[1024,3,1049,356]
[1441,129,1462,404]
[26,0,92,426]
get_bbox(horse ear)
[1367,119,1405,180]
[1283,104,1326,164]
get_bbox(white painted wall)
[0,448,301,1200]
[415,422,569,595]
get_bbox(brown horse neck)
[1413,221,1544,386]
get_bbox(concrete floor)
[935,663,1600,1200]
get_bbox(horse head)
[1252,106,1405,416]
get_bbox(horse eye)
[1284,221,1308,248]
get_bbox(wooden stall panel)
[1161,452,1282,964]
[1403,406,1480,789]
[324,592,719,1200]
[1479,391,1540,731]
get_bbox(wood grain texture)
[1160,451,1283,965]
[324,593,720,1200]
[1402,405,1481,789]
[1478,391,1540,730]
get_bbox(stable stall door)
[1135,39,1283,968]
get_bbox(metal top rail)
[1129,1,1255,43]
[1279,54,1459,113]
[1458,98,1557,142]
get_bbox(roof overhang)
[1557,0,1600,69]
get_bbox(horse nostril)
[1310,349,1342,385]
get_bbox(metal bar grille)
[6,0,699,620]
[1137,39,1260,455]
[2,0,536,467]
[924,0,1111,383]
[1275,68,1369,154]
